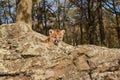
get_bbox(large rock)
[0,23,120,80]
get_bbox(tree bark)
[57,0,61,29]
[80,0,83,44]
[43,0,47,35]
[97,0,105,45]
[112,0,120,47]
[87,0,95,44]
[16,0,32,29]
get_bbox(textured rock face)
[0,23,120,80]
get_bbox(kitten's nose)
[54,40,59,45]
[55,40,59,43]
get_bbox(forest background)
[0,0,120,48]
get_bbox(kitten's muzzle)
[54,40,59,45]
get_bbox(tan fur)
[42,29,65,45]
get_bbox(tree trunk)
[62,0,66,28]
[97,0,105,45]
[57,0,61,29]
[16,0,32,29]
[0,19,2,25]
[43,0,47,35]
[112,0,120,47]
[80,0,83,44]
[87,0,95,44]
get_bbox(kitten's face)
[49,29,65,45]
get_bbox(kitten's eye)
[54,36,56,38]
[59,37,62,39]
[51,34,56,38]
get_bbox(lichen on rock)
[0,23,120,80]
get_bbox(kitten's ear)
[61,30,65,34]
[49,29,54,35]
